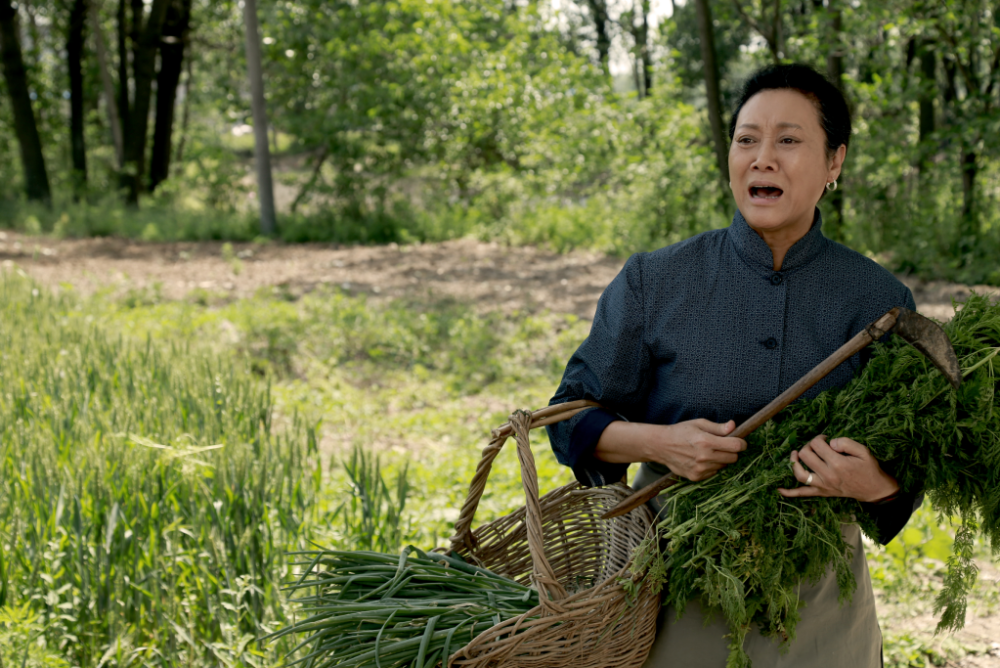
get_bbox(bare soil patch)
[3,231,996,321]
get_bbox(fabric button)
[770,273,783,286]
[763,337,778,350]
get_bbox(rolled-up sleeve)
[546,254,651,486]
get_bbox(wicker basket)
[447,400,661,668]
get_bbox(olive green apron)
[634,462,882,668]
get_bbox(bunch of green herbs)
[274,547,539,668]
[632,294,1000,667]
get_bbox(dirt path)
[3,231,996,321]
[5,230,1000,664]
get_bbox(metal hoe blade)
[893,307,962,389]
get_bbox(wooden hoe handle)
[600,308,901,520]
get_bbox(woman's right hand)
[654,419,747,480]
[595,419,746,481]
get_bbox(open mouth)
[750,186,783,200]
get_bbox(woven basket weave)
[447,400,660,668]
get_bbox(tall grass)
[0,273,322,666]
[335,448,411,554]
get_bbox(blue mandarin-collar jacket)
[547,210,919,543]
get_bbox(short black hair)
[728,63,851,156]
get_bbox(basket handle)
[449,400,602,601]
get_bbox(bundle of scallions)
[631,293,1000,667]
[273,547,539,668]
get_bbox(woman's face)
[728,88,846,236]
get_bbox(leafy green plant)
[881,632,955,668]
[0,604,70,668]
[0,273,322,666]
[222,242,244,275]
[335,445,412,554]
[634,294,1000,666]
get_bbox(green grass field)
[0,271,996,667]
[0,273,580,667]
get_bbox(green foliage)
[336,446,412,554]
[0,198,259,242]
[881,631,962,668]
[70,277,582,664]
[0,272,323,666]
[0,604,70,668]
[933,518,979,633]
[4,0,1000,283]
[868,505,1000,666]
[634,294,1000,667]
[3,258,999,664]
[0,269,567,666]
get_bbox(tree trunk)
[918,39,936,172]
[243,0,276,235]
[90,0,124,168]
[120,0,170,204]
[825,3,843,89]
[149,0,192,192]
[0,0,50,204]
[960,148,978,251]
[695,0,729,183]
[627,0,652,97]
[943,58,957,106]
[174,54,192,165]
[130,0,142,65]
[585,0,611,75]
[68,0,88,198]
[825,0,844,241]
[116,0,130,145]
[20,0,40,80]
[639,0,651,94]
[291,146,328,214]
[631,56,642,98]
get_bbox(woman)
[547,64,918,667]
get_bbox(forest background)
[3,0,1000,667]
[2,0,1000,283]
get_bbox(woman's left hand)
[777,435,900,502]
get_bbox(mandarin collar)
[728,208,828,274]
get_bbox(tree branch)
[291,146,329,214]
[938,28,980,98]
[733,0,779,62]
[732,0,766,40]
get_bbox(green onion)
[273,546,540,667]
